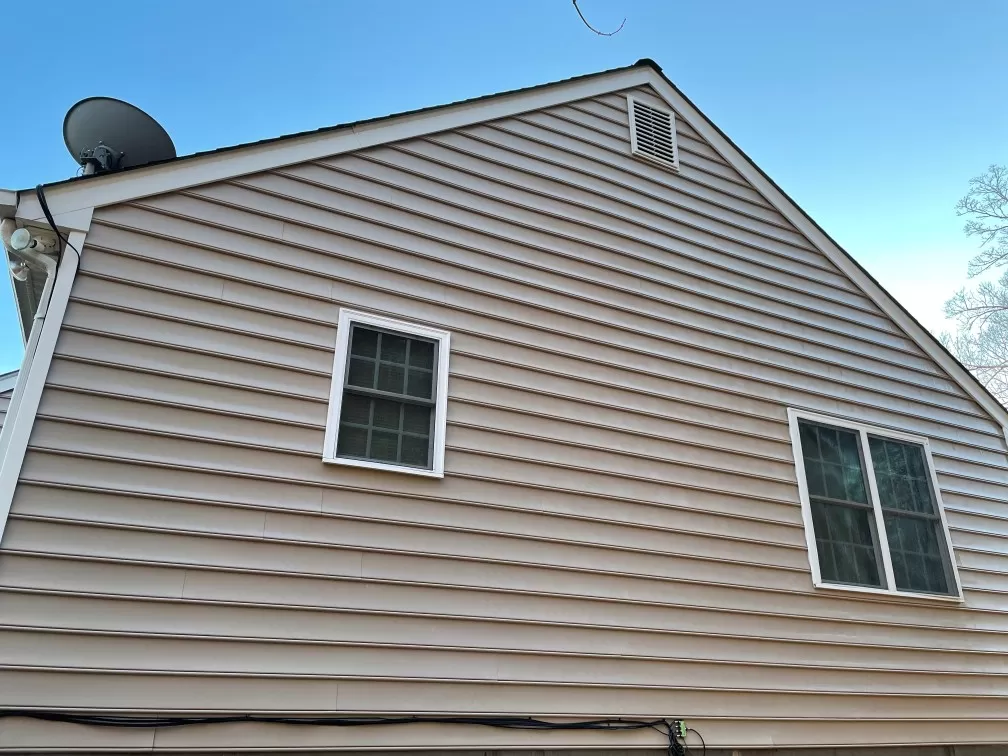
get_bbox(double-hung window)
[323,309,450,477]
[787,409,962,600]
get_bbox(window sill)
[814,580,964,604]
[322,455,444,479]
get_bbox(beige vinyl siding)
[0,388,11,430]
[3,84,1008,752]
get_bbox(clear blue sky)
[2,1,1005,373]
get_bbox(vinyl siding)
[2,84,1008,753]
[0,372,15,430]
[0,388,11,431]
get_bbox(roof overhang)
[5,59,1007,433]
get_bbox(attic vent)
[627,96,680,171]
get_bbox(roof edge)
[15,58,1006,435]
[641,69,1008,433]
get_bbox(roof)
[7,58,1008,433]
[0,369,17,394]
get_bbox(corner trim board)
[0,229,85,546]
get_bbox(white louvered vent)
[627,96,680,171]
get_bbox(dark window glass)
[799,421,884,588]
[336,323,437,469]
[869,437,952,594]
[351,328,379,358]
[377,363,406,393]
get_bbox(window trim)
[786,408,964,602]
[323,309,450,478]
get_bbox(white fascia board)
[16,67,653,220]
[14,202,93,233]
[0,190,16,218]
[643,72,1008,433]
[11,62,1002,436]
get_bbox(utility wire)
[572,0,626,36]
[0,712,693,755]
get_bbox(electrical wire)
[687,726,706,756]
[33,184,81,319]
[0,711,693,753]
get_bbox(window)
[787,409,962,600]
[323,310,450,477]
[627,95,680,171]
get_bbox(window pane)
[406,368,433,399]
[336,425,368,457]
[372,399,401,430]
[410,340,435,370]
[347,357,376,389]
[336,322,441,471]
[812,500,882,587]
[380,334,408,364]
[800,423,882,589]
[843,464,867,503]
[823,462,846,501]
[369,430,399,462]
[403,404,432,435]
[341,393,371,425]
[799,423,866,503]
[351,328,379,358]
[884,512,950,594]
[820,427,841,465]
[805,459,827,499]
[377,363,406,394]
[869,438,935,515]
[401,435,430,467]
[799,422,821,461]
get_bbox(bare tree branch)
[572,0,625,36]
[956,164,1008,276]
[945,164,1008,404]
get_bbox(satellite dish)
[63,97,176,174]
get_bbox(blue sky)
[2,1,1005,373]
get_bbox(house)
[0,371,17,431]
[0,58,1006,755]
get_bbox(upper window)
[323,310,450,477]
[788,409,962,600]
[627,95,680,172]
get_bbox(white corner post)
[0,229,84,545]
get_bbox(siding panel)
[4,84,1008,752]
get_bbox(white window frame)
[322,309,450,478]
[627,95,681,172]
[787,408,963,602]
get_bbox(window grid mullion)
[343,386,435,407]
[861,428,897,593]
[372,333,382,391]
[365,389,375,461]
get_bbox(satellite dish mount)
[79,142,125,174]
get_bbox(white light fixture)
[10,261,30,281]
[8,228,32,252]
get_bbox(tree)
[943,165,1008,404]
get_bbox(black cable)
[0,711,693,752]
[33,184,81,320]
[687,726,706,756]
